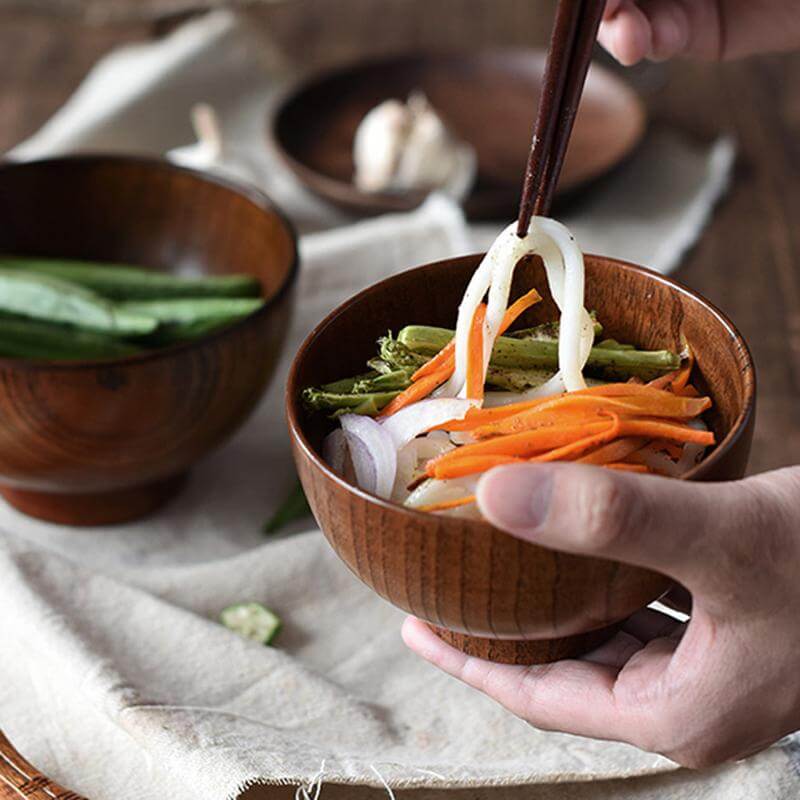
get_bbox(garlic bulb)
[353,92,476,201]
[167,104,263,187]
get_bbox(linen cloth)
[3,9,795,800]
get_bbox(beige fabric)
[0,10,784,800]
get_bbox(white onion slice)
[636,447,682,477]
[380,397,474,448]
[340,414,397,499]
[322,429,347,474]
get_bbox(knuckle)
[569,470,645,554]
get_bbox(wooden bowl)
[270,50,646,219]
[0,156,298,526]
[287,254,755,664]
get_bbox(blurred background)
[0,0,798,475]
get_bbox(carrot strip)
[417,495,477,513]
[604,463,650,473]
[378,365,452,418]
[465,305,487,401]
[471,393,711,439]
[648,370,681,390]
[500,288,543,331]
[431,455,525,480]
[577,436,647,465]
[675,384,701,398]
[530,414,621,463]
[616,418,715,446]
[410,289,541,382]
[426,420,611,477]
[671,347,694,392]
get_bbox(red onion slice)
[340,414,397,499]
[322,429,347,474]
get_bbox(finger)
[581,630,643,668]
[637,0,691,61]
[661,584,692,615]
[621,607,684,642]
[602,0,624,20]
[476,463,766,591]
[402,616,636,742]
[597,0,653,65]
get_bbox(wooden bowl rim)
[267,48,647,215]
[0,154,300,373]
[286,252,756,522]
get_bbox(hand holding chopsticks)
[517,0,607,234]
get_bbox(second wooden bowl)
[270,50,646,219]
[287,254,755,664]
[0,156,298,526]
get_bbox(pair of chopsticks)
[517,0,607,234]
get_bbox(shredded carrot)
[648,371,681,390]
[616,418,715,446]
[604,463,650,473]
[671,347,694,392]
[410,289,541,382]
[465,306,487,401]
[378,365,451,418]
[577,436,648,465]
[500,288,542,330]
[471,393,711,439]
[427,420,612,477]
[417,494,477,513]
[431,455,524,481]
[675,384,701,398]
[530,414,621,462]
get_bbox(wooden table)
[1,6,799,799]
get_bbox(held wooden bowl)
[0,156,298,526]
[287,254,756,664]
[270,51,645,219]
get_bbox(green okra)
[0,257,261,300]
[0,315,142,361]
[0,270,157,337]
[119,297,264,342]
[398,325,680,380]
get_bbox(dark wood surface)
[0,156,297,525]
[287,253,754,664]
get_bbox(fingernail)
[477,465,553,534]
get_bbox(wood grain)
[0,730,86,800]
[0,156,297,525]
[271,50,645,219]
[287,254,755,664]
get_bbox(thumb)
[476,462,768,591]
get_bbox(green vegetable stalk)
[398,325,680,380]
[0,257,261,300]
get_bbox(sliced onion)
[676,443,706,475]
[340,414,397,499]
[404,476,478,508]
[637,447,682,477]
[380,397,474,448]
[322,429,347,474]
[393,441,419,501]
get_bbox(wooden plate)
[270,50,646,219]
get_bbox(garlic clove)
[352,92,477,201]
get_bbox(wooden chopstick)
[516,0,607,235]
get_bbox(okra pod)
[0,257,261,300]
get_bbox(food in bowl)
[0,256,265,360]
[353,92,476,200]
[301,216,714,518]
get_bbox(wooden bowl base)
[428,622,621,665]
[0,473,187,526]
